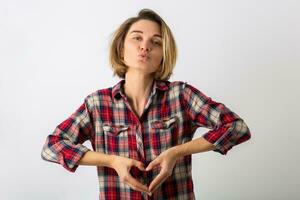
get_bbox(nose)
[139,40,152,52]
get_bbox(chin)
[128,67,156,74]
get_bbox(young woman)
[41,8,251,200]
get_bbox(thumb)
[146,159,159,171]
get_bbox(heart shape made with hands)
[126,146,179,195]
[130,165,164,194]
[129,160,174,195]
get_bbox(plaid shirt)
[41,79,251,199]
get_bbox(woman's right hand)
[110,155,149,194]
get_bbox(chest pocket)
[103,124,130,157]
[150,116,179,156]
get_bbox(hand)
[145,147,180,194]
[111,155,150,194]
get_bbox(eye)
[153,41,162,46]
[133,36,142,41]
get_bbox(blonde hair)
[109,8,177,81]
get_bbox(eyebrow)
[129,30,162,38]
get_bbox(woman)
[41,8,251,199]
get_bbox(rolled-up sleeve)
[181,82,251,155]
[41,96,94,172]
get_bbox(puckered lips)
[138,53,150,61]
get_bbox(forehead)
[127,19,161,36]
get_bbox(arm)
[171,137,216,158]
[78,151,149,194]
[41,95,149,193]
[180,82,251,155]
[146,82,251,193]
[41,96,95,172]
[77,150,114,167]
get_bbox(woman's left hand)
[145,146,180,195]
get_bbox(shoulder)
[167,80,210,102]
[163,80,188,91]
[83,86,114,109]
[167,80,201,94]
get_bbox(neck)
[123,71,154,104]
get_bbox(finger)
[125,174,148,193]
[125,179,147,193]
[146,158,159,171]
[148,171,169,192]
[149,176,168,193]
[126,181,148,194]
[132,160,146,171]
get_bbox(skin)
[79,19,216,196]
[114,19,165,195]
[122,19,163,118]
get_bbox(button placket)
[135,124,145,160]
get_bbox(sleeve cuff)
[62,146,91,173]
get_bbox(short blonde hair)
[109,8,177,81]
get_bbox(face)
[122,19,163,76]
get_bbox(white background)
[1,0,299,199]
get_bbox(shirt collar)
[111,79,169,101]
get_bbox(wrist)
[171,144,186,159]
[107,154,117,168]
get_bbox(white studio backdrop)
[0,0,299,199]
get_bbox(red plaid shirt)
[41,79,251,199]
